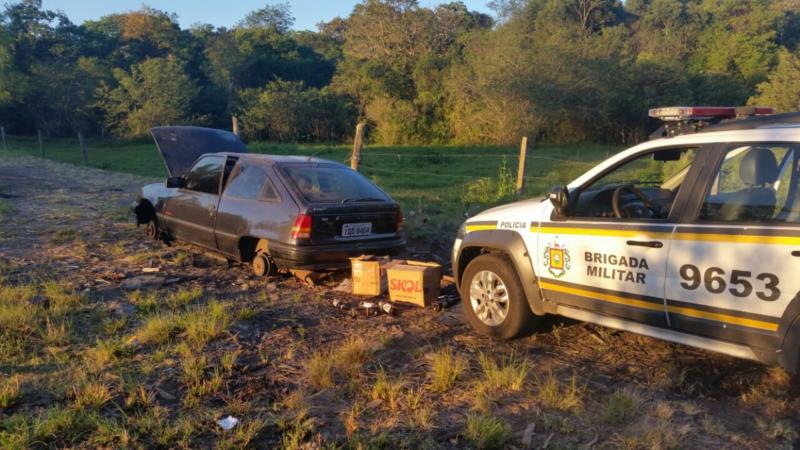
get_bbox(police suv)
[452,107,800,372]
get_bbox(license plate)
[342,222,372,237]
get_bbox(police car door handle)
[792,250,800,257]
[626,240,663,248]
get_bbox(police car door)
[666,143,800,352]
[538,147,702,329]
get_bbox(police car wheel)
[461,253,535,339]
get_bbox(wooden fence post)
[37,129,43,157]
[1,127,6,151]
[232,116,240,136]
[515,136,529,196]
[351,122,365,171]
[77,130,88,166]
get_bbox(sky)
[41,1,495,31]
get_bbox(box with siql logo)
[386,262,442,307]
[350,255,392,296]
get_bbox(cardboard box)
[405,260,443,283]
[350,255,391,296]
[387,261,442,307]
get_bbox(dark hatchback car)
[133,126,405,275]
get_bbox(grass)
[180,300,230,347]
[476,352,528,393]
[306,350,337,390]
[304,336,372,390]
[601,388,644,424]
[129,300,229,347]
[430,348,469,392]
[463,414,512,450]
[0,374,22,408]
[535,372,585,412]
[0,199,11,216]
[370,367,406,415]
[71,379,113,410]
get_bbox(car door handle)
[792,250,800,257]
[626,240,663,248]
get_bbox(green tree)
[99,57,197,137]
[239,80,355,142]
[750,49,800,112]
[239,2,294,32]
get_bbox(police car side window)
[699,145,800,223]
[572,148,697,219]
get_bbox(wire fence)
[1,132,612,207]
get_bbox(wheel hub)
[469,270,509,326]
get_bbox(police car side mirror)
[549,185,569,216]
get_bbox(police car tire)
[461,253,537,339]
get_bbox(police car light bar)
[649,106,774,122]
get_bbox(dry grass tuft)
[306,350,336,390]
[463,414,511,450]
[370,367,406,415]
[132,313,181,345]
[477,352,528,392]
[42,281,84,313]
[0,373,22,408]
[601,387,644,424]
[72,379,113,409]
[430,348,468,392]
[535,371,585,411]
[84,338,125,373]
[41,316,71,347]
[180,300,230,348]
[304,336,373,390]
[167,286,203,309]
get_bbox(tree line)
[0,0,799,146]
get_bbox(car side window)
[224,164,268,200]
[184,156,224,194]
[699,144,800,223]
[571,148,698,219]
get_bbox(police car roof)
[700,112,800,133]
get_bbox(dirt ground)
[0,155,798,449]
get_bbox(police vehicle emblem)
[543,241,571,278]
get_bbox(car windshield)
[281,164,389,203]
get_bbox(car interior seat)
[719,147,778,221]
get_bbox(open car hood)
[150,126,248,177]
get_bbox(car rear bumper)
[269,237,406,270]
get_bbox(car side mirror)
[166,176,184,189]
[549,185,569,216]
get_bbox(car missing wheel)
[133,126,405,274]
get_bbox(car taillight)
[396,209,404,233]
[291,214,312,239]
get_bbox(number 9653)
[679,264,780,301]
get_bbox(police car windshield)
[590,149,698,192]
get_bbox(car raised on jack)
[133,126,405,275]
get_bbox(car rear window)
[281,165,389,203]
